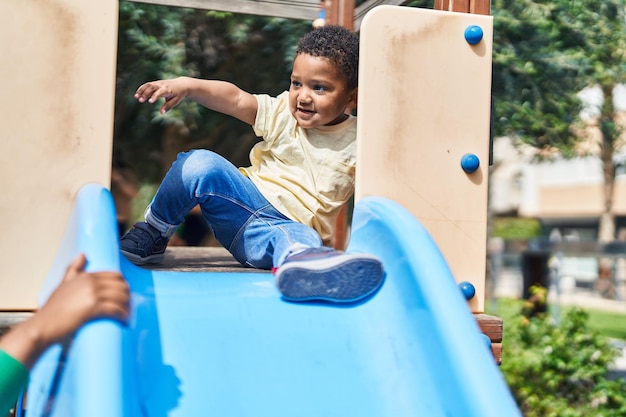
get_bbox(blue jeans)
[144,150,323,269]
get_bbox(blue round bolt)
[464,25,483,45]
[461,153,480,173]
[458,281,476,300]
[481,333,492,350]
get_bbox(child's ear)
[346,87,358,114]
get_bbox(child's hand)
[0,254,130,369]
[135,78,188,114]
[33,254,130,346]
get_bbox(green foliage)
[490,298,626,341]
[404,0,433,7]
[491,0,626,152]
[130,183,159,226]
[563,306,626,341]
[501,288,626,416]
[520,285,547,318]
[492,217,542,239]
[491,0,626,240]
[114,2,311,183]
[492,0,583,149]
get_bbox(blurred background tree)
[492,0,626,241]
[114,2,312,186]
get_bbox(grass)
[564,306,626,340]
[487,297,626,341]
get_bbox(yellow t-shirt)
[240,91,356,245]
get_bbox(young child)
[0,254,130,415]
[121,25,384,303]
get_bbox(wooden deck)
[144,246,265,273]
[0,312,33,338]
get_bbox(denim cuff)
[276,243,312,266]
[145,206,178,239]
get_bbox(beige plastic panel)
[356,6,493,312]
[0,1,118,309]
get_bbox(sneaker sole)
[120,249,165,266]
[275,254,384,303]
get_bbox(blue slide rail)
[26,183,521,416]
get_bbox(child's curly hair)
[295,25,359,90]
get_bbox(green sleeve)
[0,349,29,416]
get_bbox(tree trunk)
[161,123,190,178]
[597,85,617,243]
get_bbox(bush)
[492,217,542,240]
[501,287,626,416]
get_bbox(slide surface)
[26,184,521,417]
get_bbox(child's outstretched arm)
[0,254,130,369]
[135,76,258,126]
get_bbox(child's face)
[289,53,357,128]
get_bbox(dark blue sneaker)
[120,222,169,265]
[274,247,384,303]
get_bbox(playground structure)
[356,5,493,314]
[0,1,118,310]
[1,0,494,316]
[1,1,520,416]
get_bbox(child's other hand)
[0,254,130,369]
[34,253,130,346]
[134,78,188,114]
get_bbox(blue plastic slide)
[26,184,521,417]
